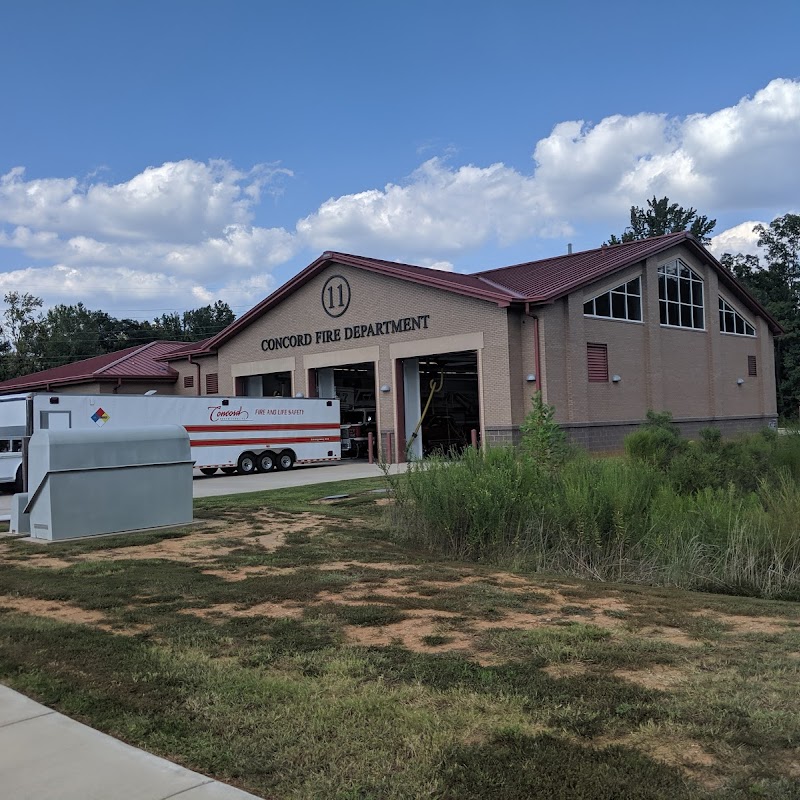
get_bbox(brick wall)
[534,244,777,429]
[563,415,776,452]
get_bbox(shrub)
[519,392,570,470]
[624,427,686,471]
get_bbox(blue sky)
[1,0,799,319]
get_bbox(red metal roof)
[156,338,214,360]
[198,233,780,350]
[0,340,185,393]
[477,232,689,300]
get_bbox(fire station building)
[0,232,781,458]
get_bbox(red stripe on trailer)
[184,423,339,433]
[189,436,340,447]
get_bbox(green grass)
[390,442,800,600]
[1,477,799,798]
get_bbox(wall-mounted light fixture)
[736,378,744,386]
[380,384,391,393]
[612,375,622,383]
[295,392,305,398]
[525,374,536,383]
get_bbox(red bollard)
[471,428,478,449]
[368,432,374,464]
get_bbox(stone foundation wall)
[563,416,777,452]
[484,416,777,454]
[484,426,522,446]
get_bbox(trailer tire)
[200,467,218,476]
[257,451,276,472]
[276,450,295,471]
[221,467,237,475]
[237,452,257,475]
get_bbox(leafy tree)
[606,196,716,245]
[31,304,124,370]
[722,214,800,419]
[0,292,43,378]
[182,300,235,340]
[0,295,236,380]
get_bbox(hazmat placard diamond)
[91,408,110,426]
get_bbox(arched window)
[658,260,704,329]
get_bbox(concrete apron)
[0,685,262,800]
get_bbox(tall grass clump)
[389,402,800,600]
[391,446,550,561]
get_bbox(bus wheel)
[221,467,237,475]
[257,451,276,472]
[237,452,257,475]
[200,467,218,476]
[277,450,295,471]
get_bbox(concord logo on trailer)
[208,406,250,422]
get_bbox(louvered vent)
[587,343,608,382]
[748,355,757,377]
[205,373,219,394]
[184,375,194,389]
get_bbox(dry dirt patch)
[182,602,304,621]
[542,663,590,679]
[614,665,687,691]
[0,595,147,634]
[4,512,329,570]
[690,610,789,635]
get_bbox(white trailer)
[0,393,341,491]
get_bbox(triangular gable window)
[718,297,755,336]
[583,277,642,322]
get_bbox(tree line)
[0,297,235,381]
[608,198,800,419]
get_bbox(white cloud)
[708,221,765,258]
[0,264,215,312]
[299,79,800,257]
[0,160,290,241]
[1,79,799,316]
[297,158,562,259]
[416,258,455,272]
[0,160,299,309]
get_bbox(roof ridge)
[94,340,184,375]
[90,343,146,376]
[476,275,526,298]
[476,231,688,277]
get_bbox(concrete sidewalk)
[0,685,261,800]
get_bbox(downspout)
[525,303,542,398]
[113,377,122,394]
[188,355,201,396]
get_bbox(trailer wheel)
[237,452,257,475]
[276,450,295,471]
[200,467,218,476]
[257,451,276,472]
[221,467,237,475]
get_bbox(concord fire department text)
[261,314,431,352]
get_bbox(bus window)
[11,439,22,453]
[0,440,8,453]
